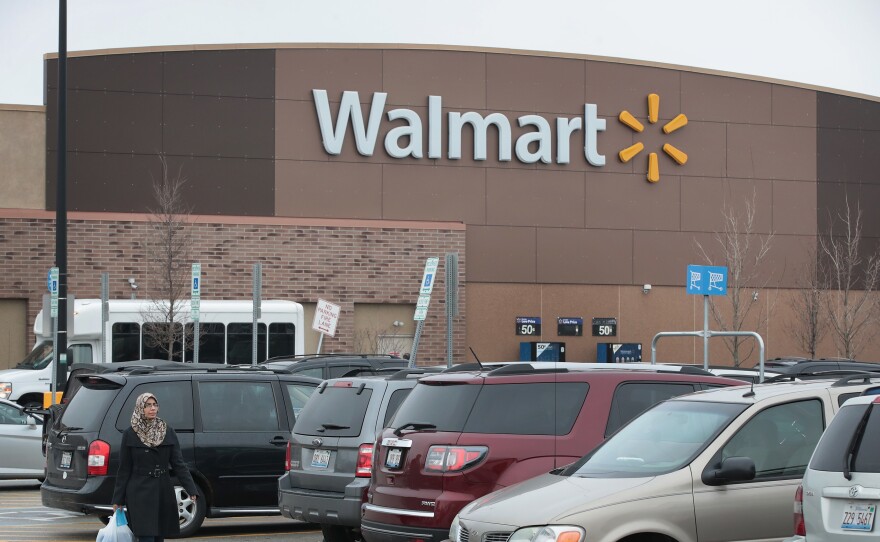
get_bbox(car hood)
[0,369,38,381]
[461,471,657,524]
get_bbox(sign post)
[191,263,201,363]
[685,264,728,369]
[48,267,59,405]
[313,299,341,354]
[409,257,439,367]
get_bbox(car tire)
[321,524,360,542]
[171,484,206,538]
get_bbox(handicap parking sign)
[686,265,728,296]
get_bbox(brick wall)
[0,215,466,363]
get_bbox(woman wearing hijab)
[112,392,199,542]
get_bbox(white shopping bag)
[96,509,134,542]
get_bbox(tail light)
[88,440,110,476]
[356,444,374,477]
[425,446,488,472]
[285,441,292,471]
[794,484,806,536]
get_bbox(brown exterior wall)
[0,212,465,364]
[2,44,875,365]
[0,105,45,210]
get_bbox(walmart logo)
[618,93,688,183]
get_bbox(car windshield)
[563,400,748,478]
[15,341,54,370]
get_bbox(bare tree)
[695,193,774,366]
[787,243,827,358]
[142,157,195,361]
[353,324,413,357]
[819,198,880,359]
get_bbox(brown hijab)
[130,392,167,447]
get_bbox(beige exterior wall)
[0,106,45,210]
[0,299,28,369]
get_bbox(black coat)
[111,427,199,537]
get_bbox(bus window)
[185,323,225,363]
[112,323,140,362]
[227,323,267,364]
[67,344,93,364]
[268,323,296,359]
[142,322,183,361]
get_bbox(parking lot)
[0,481,323,542]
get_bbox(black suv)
[262,354,409,379]
[41,364,321,536]
[278,368,441,542]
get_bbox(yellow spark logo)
[618,93,688,183]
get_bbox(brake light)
[356,444,373,477]
[285,441,292,471]
[333,381,353,388]
[425,446,488,472]
[794,484,805,536]
[88,440,110,476]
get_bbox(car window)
[462,382,589,436]
[853,405,880,472]
[566,400,747,478]
[721,399,824,478]
[59,383,119,431]
[68,344,93,364]
[294,385,374,437]
[284,382,317,420]
[390,383,481,432]
[115,381,194,431]
[811,403,880,473]
[382,388,412,429]
[329,363,366,378]
[838,392,862,406]
[290,365,324,379]
[0,403,29,425]
[198,381,280,432]
[605,382,697,436]
[184,323,225,363]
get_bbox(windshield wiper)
[393,422,436,437]
[317,423,350,432]
[843,405,873,480]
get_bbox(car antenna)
[743,379,756,398]
[468,347,483,368]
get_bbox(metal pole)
[101,273,109,364]
[252,263,262,365]
[316,333,324,355]
[409,320,425,368]
[703,295,709,370]
[652,330,766,382]
[54,0,69,400]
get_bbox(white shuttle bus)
[0,299,305,407]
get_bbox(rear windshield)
[390,381,589,436]
[58,383,119,431]
[811,404,880,473]
[294,385,374,437]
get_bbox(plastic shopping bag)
[96,509,134,542]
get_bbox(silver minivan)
[448,375,879,542]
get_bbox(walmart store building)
[1,44,879,367]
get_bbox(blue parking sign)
[686,265,728,296]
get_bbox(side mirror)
[701,456,756,486]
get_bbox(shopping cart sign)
[686,265,728,296]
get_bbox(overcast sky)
[1,0,878,105]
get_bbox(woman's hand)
[112,504,119,511]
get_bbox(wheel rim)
[174,486,196,528]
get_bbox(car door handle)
[270,437,288,446]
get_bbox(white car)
[0,398,45,480]
[786,388,880,541]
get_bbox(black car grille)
[459,526,511,542]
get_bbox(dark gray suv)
[278,368,440,542]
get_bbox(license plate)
[60,451,72,469]
[841,502,876,531]
[386,448,403,468]
[310,449,331,469]
[381,437,412,448]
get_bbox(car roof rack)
[388,367,444,380]
[263,353,403,363]
[831,373,880,387]
[486,363,569,376]
[764,369,877,383]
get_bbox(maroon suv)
[360,364,743,542]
